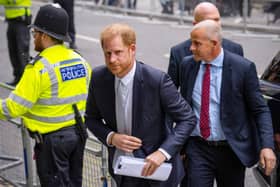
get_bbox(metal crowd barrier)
[0,82,111,187]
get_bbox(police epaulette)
[29,55,42,65]
[73,49,82,56]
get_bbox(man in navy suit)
[168,2,243,88]
[85,23,197,187]
[180,19,276,187]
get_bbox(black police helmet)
[29,4,71,42]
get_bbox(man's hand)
[259,148,276,176]
[141,150,166,177]
[111,133,142,153]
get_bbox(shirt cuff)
[158,148,171,161]
[106,131,115,147]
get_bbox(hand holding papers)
[113,156,172,181]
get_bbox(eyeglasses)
[31,30,42,37]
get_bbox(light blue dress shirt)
[191,49,226,141]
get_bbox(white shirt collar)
[115,61,136,85]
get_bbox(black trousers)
[185,138,245,187]
[114,175,150,187]
[7,20,30,81]
[54,0,76,43]
[34,127,85,187]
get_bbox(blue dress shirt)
[191,49,226,141]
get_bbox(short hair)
[100,23,136,48]
[192,19,222,43]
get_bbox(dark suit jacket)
[180,50,274,167]
[85,61,196,187]
[168,38,244,88]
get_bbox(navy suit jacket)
[85,61,196,187]
[168,38,244,88]
[179,50,274,167]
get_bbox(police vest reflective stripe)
[37,94,87,105]
[4,5,30,9]
[1,100,10,119]
[37,57,90,105]
[25,110,85,123]
[9,93,33,108]
[2,93,33,119]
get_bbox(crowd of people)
[0,1,277,187]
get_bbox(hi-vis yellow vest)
[0,45,92,134]
[0,0,31,19]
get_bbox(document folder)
[113,156,172,181]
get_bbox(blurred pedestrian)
[108,0,118,6]
[85,23,196,187]
[0,0,31,86]
[0,4,91,186]
[53,0,78,49]
[127,0,137,9]
[180,19,276,187]
[160,0,174,14]
[239,0,252,17]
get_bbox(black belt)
[190,136,229,146]
[43,125,76,136]
[29,125,76,144]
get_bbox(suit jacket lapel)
[104,69,117,131]
[185,60,200,104]
[220,51,232,119]
[132,61,143,135]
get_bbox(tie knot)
[117,79,127,95]
[205,63,211,69]
[118,79,124,87]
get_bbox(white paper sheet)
[113,156,172,181]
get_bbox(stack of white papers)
[113,156,172,181]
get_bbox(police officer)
[0,4,91,186]
[0,0,31,86]
[54,0,77,49]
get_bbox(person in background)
[168,2,243,89]
[85,23,196,187]
[54,0,78,49]
[239,0,252,17]
[180,19,276,187]
[0,0,31,86]
[127,0,137,9]
[0,4,91,186]
[160,0,174,14]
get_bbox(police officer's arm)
[0,64,41,120]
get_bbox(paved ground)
[76,0,280,34]
[0,176,15,187]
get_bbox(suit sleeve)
[158,73,196,157]
[244,63,274,149]
[85,73,112,146]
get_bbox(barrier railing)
[0,82,111,187]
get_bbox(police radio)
[72,104,88,143]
